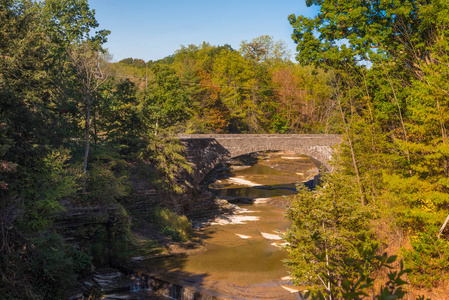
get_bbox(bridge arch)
[179,134,341,186]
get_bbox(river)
[144,152,317,299]
[108,152,318,299]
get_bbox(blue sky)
[88,0,318,62]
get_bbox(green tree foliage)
[139,64,191,134]
[38,0,111,192]
[285,174,416,299]
[287,0,449,291]
[288,0,428,67]
[110,39,333,134]
[100,78,141,150]
[29,232,77,299]
[67,41,111,191]
[0,1,344,298]
[86,150,131,204]
[138,129,192,195]
[0,0,75,152]
[21,148,79,231]
[40,0,109,46]
[1,0,83,232]
[171,43,233,133]
[240,35,291,64]
[212,49,259,132]
[0,121,16,190]
[0,1,130,298]
[118,57,146,68]
[285,174,377,298]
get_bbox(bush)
[21,148,79,231]
[66,245,92,277]
[87,159,131,204]
[138,128,192,194]
[148,206,192,241]
[403,230,449,288]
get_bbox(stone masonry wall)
[179,134,342,185]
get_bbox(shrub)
[87,159,131,204]
[148,206,192,241]
[66,245,92,277]
[402,230,449,288]
[284,174,378,298]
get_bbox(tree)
[21,148,79,231]
[288,0,449,290]
[40,0,111,191]
[212,49,258,132]
[240,35,291,64]
[40,0,109,47]
[100,78,141,148]
[289,0,419,68]
[67,42,110,192]
[136,65,193,197]
[284,174,377,299]
[0,0,76,150]
[188,70,230,133]
[138,129,192,196]
[271,64,334,133]
[139,64,191,134]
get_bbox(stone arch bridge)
[178,134,341,186]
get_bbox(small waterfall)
[129,277,142,292]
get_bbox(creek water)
[135,152,318,299]
[180,202,291,285]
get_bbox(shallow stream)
[138,152,318,298]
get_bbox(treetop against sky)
[88,0,319,62]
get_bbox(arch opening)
[199,150,323,192]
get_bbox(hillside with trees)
[110,38,336,135]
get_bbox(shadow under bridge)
[178,134,342,187]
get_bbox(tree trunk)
[82,92,91,193]
[438,213,449,239]
[380,63,412,175]
[336,89,365,205]
[93,94,98,150]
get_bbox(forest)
[1,0,449,299]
